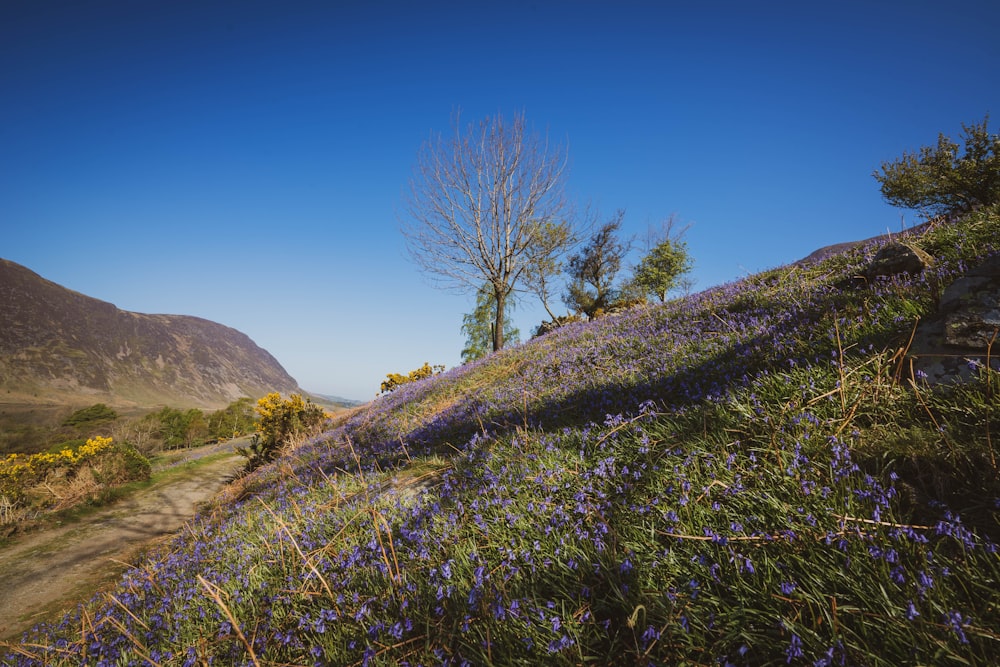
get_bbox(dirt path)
[0,446,244,640]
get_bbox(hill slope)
[5,206,1000,665]
[0,258,300,408]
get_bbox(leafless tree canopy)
[402,111,572,351]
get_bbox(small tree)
[207,397,257,440]
[153,407,206,449]
[563,210,631,319]
[182,409,209,448]
[631,216,693,302]
[111,415,158,454]
[461,285,521,363]
[874,114,1000,217]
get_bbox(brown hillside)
[0,258,300,408]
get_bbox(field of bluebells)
[4,206,1000,665]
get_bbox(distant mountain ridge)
[0,258,300,408]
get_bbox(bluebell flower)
[785,633,804,663]
[945,611,970,644]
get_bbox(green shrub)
[874,114,1000,217]
[62,403,118,428]
[153,407,208,449]
[92,441,151,486]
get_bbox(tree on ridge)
[402,111,575,353]
[563,210,631,319]
[631,214,693,303]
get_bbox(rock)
[940,255,1000,348]
[908,254,1000,385]
[533,314,584,338]
[835,241,936,290]
[866,242,935,279]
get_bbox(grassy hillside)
[5,207,1000,665]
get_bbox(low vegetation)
[60,403,118,428]
[380,362,446,394]
[0,397,266,532]
[4,203,999,665]
[236,393,327,471]
[1,398,262,459]
[0,436,150,528]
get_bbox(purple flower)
[547,633,575,653]
[945,611,970,644]
[785,633,804,663]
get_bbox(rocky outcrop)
[866,242,935,279]
[0,258,301,408]
[907,254,1000,384]
[835,241,936,290]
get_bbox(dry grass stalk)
[197,574,261,667]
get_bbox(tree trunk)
[493,289,506,352]
[541,295,557,321]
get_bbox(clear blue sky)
[3,1,998,401]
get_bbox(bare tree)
[641,213,690,254]
[402,111,573,352]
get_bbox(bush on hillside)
[0,436,150,522]
[238,393,325,471]
[563,211,631,319]
[874,114,1000,217]
[630,235,693,302]
[380,362,445,394]
[61,403,118,428]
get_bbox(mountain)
[0,258,300,408]
[307,391,366,408]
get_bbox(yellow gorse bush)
[254,393,323,445]
[0,436,116,504]
[238,393,326,471]
[380,362,445,393]
[255,392,298,444]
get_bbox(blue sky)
[3,1,998,401]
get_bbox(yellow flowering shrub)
[0,436,149,518]
[380,362,445,393]
[238,393,326,470]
